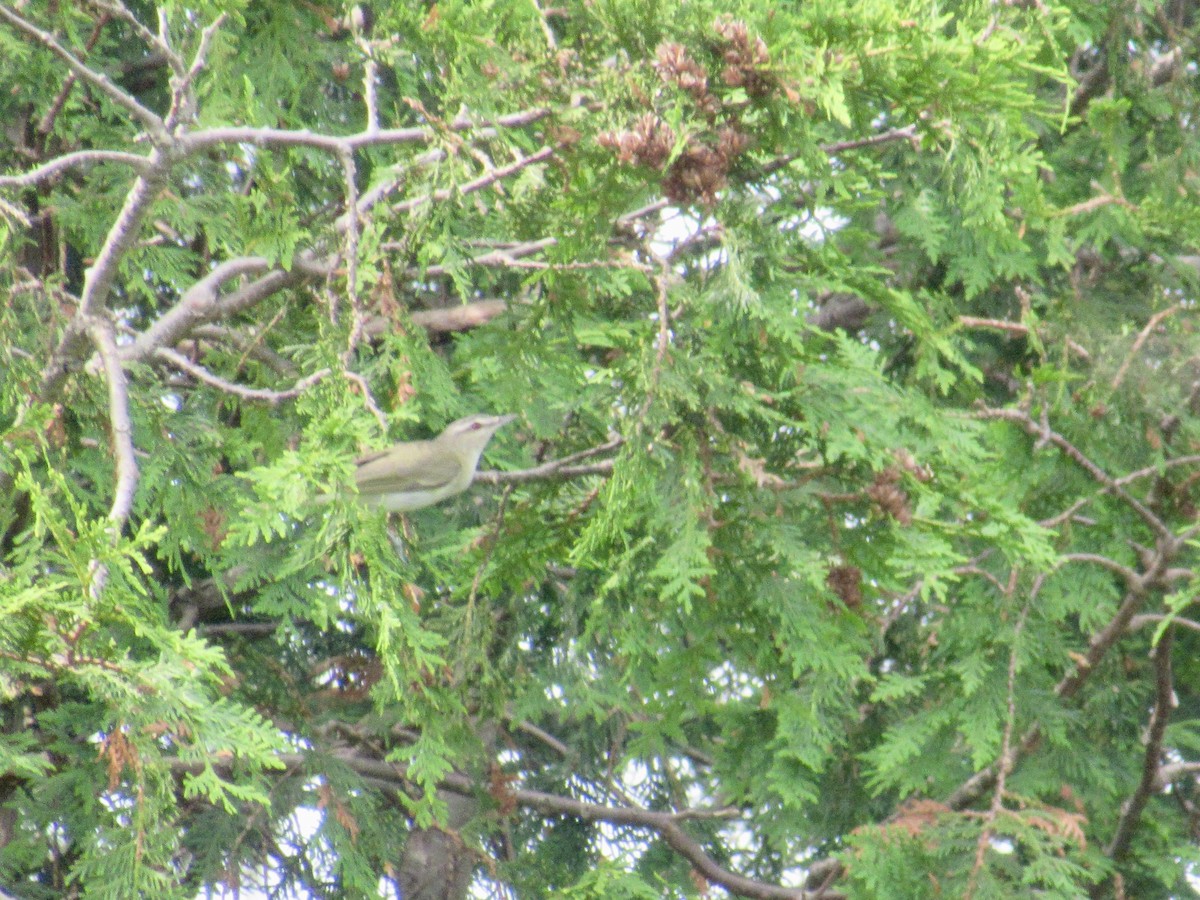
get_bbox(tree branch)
[177,108,551,155]
[975,406,1172,541]
[165,11,227,129]
[154,347,331,404]
[1104,624,1175,859]
[88,319,138,530]
[308,751,828,900]
[1109,302,1187,391]
[0,3,168,142]
[0,150,149,188]
[475,438,621,486]
[391,145,555,215]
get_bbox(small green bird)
[318,414,516,512]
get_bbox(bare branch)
[87,319,139,529]
[121,254,332,366]
[178,108,551,155]
[975,406,1171,541]
[1039,454,1200,529]
[1128,614,1200,638]
[342,370,389,433]
[35,11,109,140]
[946,535,1184,812]
[0,3,168,142]
[958,315,1091,360]
[385,237,557,273]
[1110,302,1187,391]
[1056,552,1140,588]
[166,12,228,129]
[30,144,171,400]
[388,300,510,335]
[475,438,622,485]
[759,124,920,177]
[324,755,823,900]
[336,147,362,340]
[476,461,614,485]
[0,150,150,188]
[968,574,1034,898]
[1105,625,1175,859]
[119,256,269,360]
[0,196,31,227]
[391,145,555,215]
[154,347,330,404]
[188,325,298,376]
[87,0,185,75]
[821,123,920,155]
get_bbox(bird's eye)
[471,422,482,430]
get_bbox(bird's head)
[438,413,517,459]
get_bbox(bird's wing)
[351,443,461,495]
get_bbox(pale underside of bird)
[316,413,516,512]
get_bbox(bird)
[317,414,516,512]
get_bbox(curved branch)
[975,406,1171,541]
[1105,625,1175,859]
[1056,553,1139,588]
[120,255,328,365]
[0,3,168,142]
[319,753,827,900]
[0,150,149,187]
[154,347,330,404]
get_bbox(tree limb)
[1104,624,1175,860]
[0,3,168,143]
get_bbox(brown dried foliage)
[867,468,912,525]
[826,564,864,610]
[713,15,774,97]
[599,17,785,206]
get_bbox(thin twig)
[1039,454,1200,529]
[342,370,389,432]
[154,347,330,403]
[35,11,109,140]
[391,145,555,214]
[529,0,557,49]
[967,573,1034,898]
[957,315,1090,360]
[337,148,361,341]
[1128,613,1200,637]
[477,462,615,484]
[85,318,139,604]
[189,325,298,376]
[166,11,227,129]
[475,455,617,485]
[0,196,31,227]
[88,0,185,75]
[283,752,820,900]
[946,537,1182,812]
[820,123,920,155]
[1110,302,1186,391]
[1056,552,1140,587]
[975,406,1171,541]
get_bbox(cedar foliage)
[1,1,1199,898]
